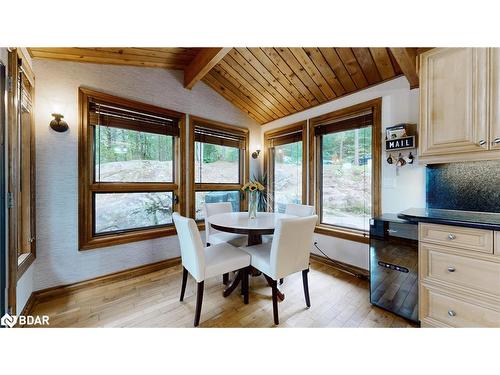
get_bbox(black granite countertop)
[398,208,500,231]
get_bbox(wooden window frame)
[7,48,36,283]
[309,98,382,244]
[188,116,249,227]
[263,121,307,211]
[6,48,36,313]
[78,88,185,250]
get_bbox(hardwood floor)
[28,259,416,328]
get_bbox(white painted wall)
[261,77,425,270]
[32,59,261,291]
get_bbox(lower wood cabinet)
[421,286,500,328]
[419,223,500,327]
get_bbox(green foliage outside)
[96,125,173,163]
[196,142,239,164]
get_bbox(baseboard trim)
[31,257,181,307]
[310,253,369,280]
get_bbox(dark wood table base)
[222,233,285,301]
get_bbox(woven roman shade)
[89,101,180,137]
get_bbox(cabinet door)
[490,48,500,150]
[420,48,488,157]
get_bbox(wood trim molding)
[31,257,181,306]
[188,115,250,219]
[78,88,186,250]
[184,48,231,89]
[308,98,382,240]
[263,121,308,210]
[314,225,369,244]
[310,253,369,279]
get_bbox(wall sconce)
[252,146,261,159]
[50,113,69,133]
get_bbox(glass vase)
[248,190,258,219]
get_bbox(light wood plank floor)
[29,259,416,328]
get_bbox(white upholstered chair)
[263,203,316,284]
[172,213,251,327]
[204,202,247,247]
[284,203,315,217]
[204,202,248,285]
[242,215,317,325]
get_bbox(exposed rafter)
[389,48,419,89]
[183,48,231,89]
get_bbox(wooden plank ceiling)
[28,47,203,70]
[28,47,423,125]
[203,48,406,124]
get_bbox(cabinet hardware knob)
[478,139,486,146]
[447,267,455,272]
[448,310,456,317]
[448,233,456,240]
[494,137,500,144]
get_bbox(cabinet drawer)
[426,288,500,327]
[420,223,493,254]
[424,245,500,297]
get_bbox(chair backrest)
[204,202,233,239]
[270,215,318,279]
[285,203,315,217]
[172,213,206,282]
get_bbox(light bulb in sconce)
[252,144,261,159]
[49,113,69,133]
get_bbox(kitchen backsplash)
[426,160,500,213]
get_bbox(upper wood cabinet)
[490,48,500,151]
[419,48,491,163]
[420,48,488,163]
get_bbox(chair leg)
[279,278,284,285]
[180,266,188,302]
[194,281,204,327]
[302,269,311,308]
[223,273,229,285]
[271,279,279,325]
[242,267,249,304]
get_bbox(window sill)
[314,225,369,244]
[79,226,177,251]
[17,252,35,280]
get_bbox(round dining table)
[207,211,293,301]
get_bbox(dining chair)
[204,202,248,285]
[172,213,251,327]
[284,203,315,217]
[241,215,318,325]
[263,203,316,284]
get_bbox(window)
[79,88,185,250]
[189,116,249,221]
[310,99,381,242]
[7,48,36,284]
[264,122,307,213]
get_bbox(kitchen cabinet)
[419,48,500,163]
[419,223,500,327]
[490,48,500,151]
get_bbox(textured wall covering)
[427,160,500,213]
[33,59,260,291]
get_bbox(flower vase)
[248,190,258,219]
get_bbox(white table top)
[207,212,293,231]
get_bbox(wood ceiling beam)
[389,48,419,89]
[184,48,231,89]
